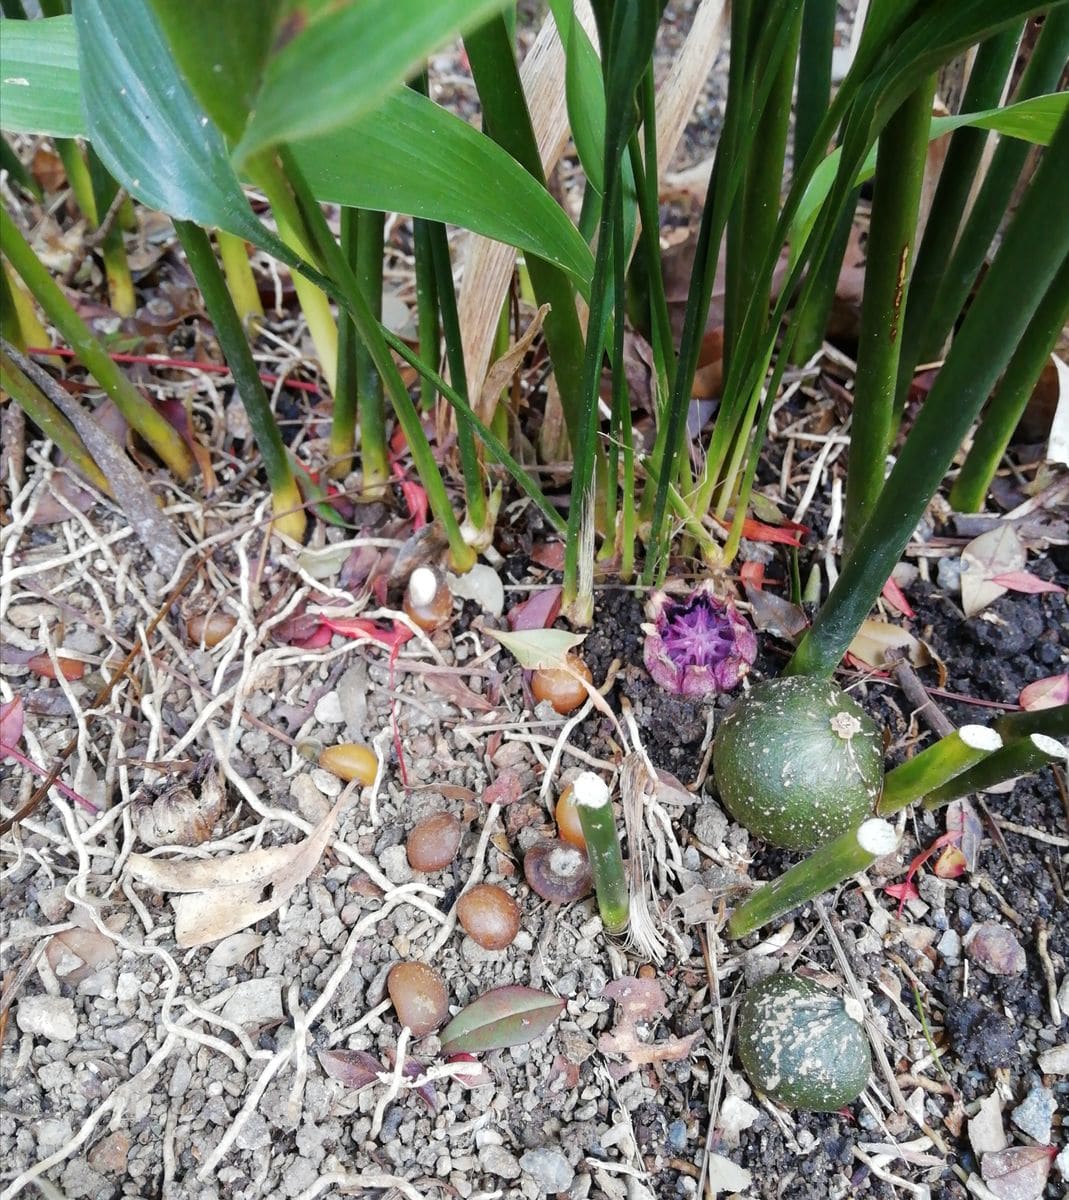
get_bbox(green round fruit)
[737,973,871,1111]
[712,676,883,850]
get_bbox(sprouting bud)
[642,581,756,698]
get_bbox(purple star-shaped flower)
[643,582,757,698]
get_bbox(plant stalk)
[795,0,836,166]
[994,703,1069,741]
[175,221,304,541]
[878,725,1003,816]
[921,734,1067,812]
[572,771,629,937]
[843,75,936,557]
[215,231,263,331]
[0,208,195,479]
[728,818,899,938]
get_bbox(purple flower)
[642,582,757,698]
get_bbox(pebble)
[1011,1083,1055,1144]
[104,1020,146,1054]
[479,1145,521,1179]
[936,556,963,594]
[87,1131,130,1174]
[314,692,344,724]
[220,978,284,1028]
[292,774,330,823]
[519,1148,574,1193]
[16,995,78,1042]
[310,768,342,797]
[965,922,1026,976]
[1037,1043,1069,1073]
[379,844,413,885]
[1056,1144,1069,1181]
[35,1117,74,1154]
[937,929,961,964]
[234,1113,272,1151]
[693,803,729,847]
[666,1119,688,1152]
[1057,974,1069,1016]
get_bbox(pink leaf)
[884,881,920,904]
[317,1048,385,1091]
[507,586,563,632]
[1019,673,1069,711]
[482,769,524,807]
[294,624,334,650]
[0,697,25,749]
[988,571,1064,595]
[946,799,983,872]
[321,617,414,650]
[443,1053,493,1088]
[981,1144,1055,1200]
[881,576,915,618]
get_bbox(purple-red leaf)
[1019,673,1069,711]
[981,1145,1055,1200]
[0,697,25,751]
[317,1048,385,1091]
[988,571,1064,596]
[507,586,562,632]
[438,985,564,1055]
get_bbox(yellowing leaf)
[485,626,586,670]
[960,526,1026,618]
[848,619,930,669]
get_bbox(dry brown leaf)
[477,304,549,423]
[127,792,348,947]
[743,582,808,641]
[980,1145,1056,1200]
[597,976,700,1069]
[45,927,118,986]
[848,618,931,669]
[960,526,1026,618]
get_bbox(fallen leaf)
[848,619,930,669]
[988,571,1064,595]
[960,526,1026,618]
[482,770,524,807]
[933,845,967,878]
[946,799,983,872]
[318,1048,384,1091]
[1019,673,1069,711]
[881,576,915,617]
[507,586,563,632]
[704,1153,752,1197]
[713,514,807,547]
[964,922,1026,976]
[126,791,348,947]
[439,985,564,1055]
[530,541,565,570]
[44,927,118,985]
[980,1145,1055,1200]
[27,653,87,681]
[484,627,586,671]
[743,581,808,640]
[442,1053,493,1089]
[477,304,550,423]
[421,672,495,713]
[391,463,428,530]
[602,977,668,1022]
[969,1093,1008,1156]
[1045,351,1068,465]
[0,697,25,749]
[597,976,700,1070]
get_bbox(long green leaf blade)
[0,16,83,137]
[295,89,594,292]
[233,0,510,166]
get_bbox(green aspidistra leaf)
[233,0,510,167]
[0,16,83,138]
[294,89,594,292]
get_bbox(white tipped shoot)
[959,725,1003,753]
[923,729,1069,811]
[572,772,628,936]
[572,770,611,810]
[881,724,1004,815]
[856,818,898,858]
[407,566,439,609]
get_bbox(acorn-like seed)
[186,612,237,648]
[407,811,462,871]
[387,962,449,1036]
[457,884,521,950]
[403,567,453,632]
[555,784,586,849]
[524,838,593,902]
[318,743,378,785]
[531,655,592,715]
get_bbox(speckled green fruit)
[737,973,871,1110]
[712,676,883,850]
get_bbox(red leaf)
[887,831,961,915]
[507,586,562,632]
[881,576,915,618]
[392,463,428,529]
[714,515,807,546]
[1018,673,1069,711]
[482,769,524,807]
[293,624,334,650]
[154,395,216,490]
[322,617,414,650]
[884,880,920,904]
[27,653,86,681]
[0,697,25,749]
[530,541,565,570]
[443,1053,493,1088]
[317,1048,385,1091]
[988,571,1064,596]
[739,561,765,590]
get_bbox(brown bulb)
[524,838,593,903]
[406,811,462,871]
[27,653,86,681]
[457,884,521,950]
[531,655,592,714]
[319,743,377,786]
[403,567,453,631]
[387,962,449,1035]
[186,612,237,648]
[555,784,586,849]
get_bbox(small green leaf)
[0,16,84,138]
[233,0,510,166]
[439,986,565,1055]
[485,627,586,670]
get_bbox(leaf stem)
[878,725,1002,816]
[573,772,629,937]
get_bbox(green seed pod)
[713,676,883,850]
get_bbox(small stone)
[1057,975,1069,1017]
[937,929,961,964]
[291,774,330,823]
[519,1147,574,1193]
[479,1145,521,1180]
[314,692,344,724]
[1037,1043,1069,1073]
[310,767,342,797]
[379,844,413,885]
[1011,1084,1055,1145]
[965,922,1026,976]
[16,995,77,1042]
[35,1117,74,1154]
[693,802,729,848]
[1056,1144,1069,1181]
[234,1113,272,1151]
[936,556,963,594]
[104,1020,146,1053]
[220,979,283,1029]
[88,1131,130,1174]
[115,972,141,1005]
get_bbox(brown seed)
[318,743,377,785]
[186,612,237,648]
[403,567,453,632]
[27,653,86,681]
[406,811,462,871]
[524,838,593,903]
[531,656,592,714]
[457,883,521,950]
[387,962,448,1035]
[555,784,586,849]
